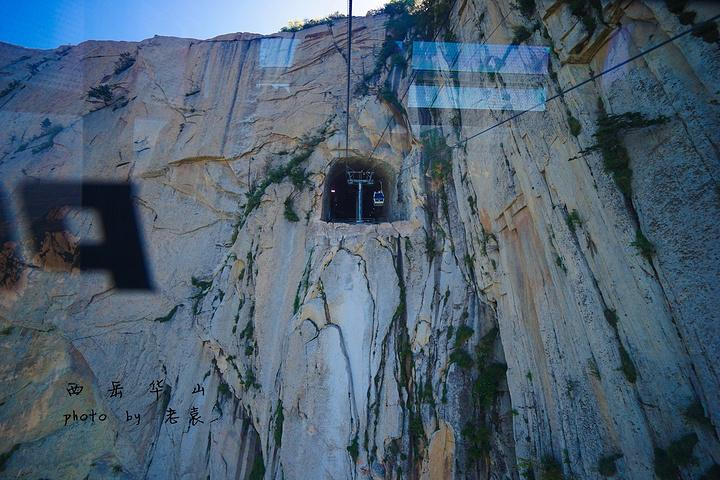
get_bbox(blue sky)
[0,0,387,50]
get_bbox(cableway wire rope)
[345,0,353,161]
[393,12,720,174]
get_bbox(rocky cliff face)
[1,1,719,479]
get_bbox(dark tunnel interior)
[323,160,391,223]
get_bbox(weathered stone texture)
[1,1,718,478]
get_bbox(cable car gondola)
[373,181,385,206]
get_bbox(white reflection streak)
[408,84,546,111]
[408,41,549,113]
[258,38,299,68]
[412,42,549,75]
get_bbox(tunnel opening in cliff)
[322,158,396,223]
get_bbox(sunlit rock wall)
[0,1,718,479]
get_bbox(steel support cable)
[450,13,720,149]
[394,13,720,174]
[345,0,353,161]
